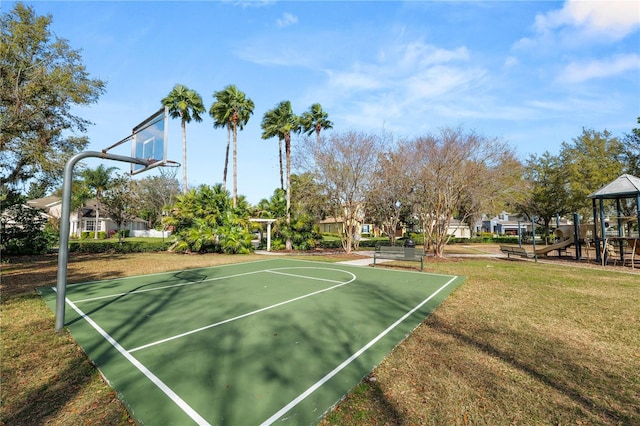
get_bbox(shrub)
[0,204,56,255]
[69,240,172,253]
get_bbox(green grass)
[2,250,639,425]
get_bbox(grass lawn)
[2,248,639,425]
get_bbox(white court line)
[259,275,460,426]
[128,268,357,353]
[72,270,263,303]
[66,258,274,287]
[59,292,211,426]
[265,270,344,284]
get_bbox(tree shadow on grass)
[425,313,635,424]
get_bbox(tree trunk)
[181,118,188,194]
[232,119,238,208]
[222,125,230,190]
[278,137,284,190]
[285,134,292,250]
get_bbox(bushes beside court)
[69,239,172,253]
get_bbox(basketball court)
[40,258,464,425]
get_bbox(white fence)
[131,229,172,238]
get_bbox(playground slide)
[535,235,574,256]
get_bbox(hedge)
[69,239,172,253]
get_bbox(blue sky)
[13,1,640,204]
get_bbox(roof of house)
[26,196,61,209]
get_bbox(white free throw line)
[128,268,357,353]
[259,275,460,426]
[62,295,211,426]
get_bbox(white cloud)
[276,12,298,28]
[557,53,640,83]
[532,0,639,42]
[317,40,490,134]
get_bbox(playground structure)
[501,174,640,268]
[587,174,640,267]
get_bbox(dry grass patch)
[2,251,639,425]
[322,259,640,425]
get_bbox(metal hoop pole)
[55,151,149,332]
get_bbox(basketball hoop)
[161,160,181,168]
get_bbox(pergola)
[249,218,277,252]
[587,174,640,263]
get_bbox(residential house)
[27,196,148,237]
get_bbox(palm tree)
[209,85,254,207]
[300,103,333,144]
[260,101,299,250]
[261,108,284,190]
[79,164,117,238]
[162,84,205,194]
[261,108,285,190]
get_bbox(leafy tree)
[254,183,321,251]
[517,152,572,238]
[161,84,205,194]
[300,103,333,144]
[0,196,56,254]
[209,85,254,207]
[78,165,116,238]
[0,2,105,197]
[559,128,624,216]
[130,173,180,228]
[100,174,136,243]
[621,117,640,177]
[162,184,253,254]
[260,101,300,250]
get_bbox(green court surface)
[39,258,465,425]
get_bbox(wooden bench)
[373,246,425,271]
[499,245,534,259]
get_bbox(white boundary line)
[66,258,274,287]
[60,293,211,426]
[128,267,356,353]
[73,270,263,303]
[259,275,460,426]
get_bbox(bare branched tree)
[365,142,413,246]
[298,131,382,254]
[407,127,521,257]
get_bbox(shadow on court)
[39,258,464,425]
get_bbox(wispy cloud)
[276,12,298,28]
[557,54,640,83]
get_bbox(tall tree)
[130,174,180,228]
[261,101,299,250]
[559,128,624,215]
[101,174,136,243]
[299,131,381,254]
[209,85,254,207]
[161,84,205,194]
[0,3,105,198]
[78,164,117,238]
[517,152,572,238]
[261,107,285,190]
[407,127,520,257]
[365,145,414,246]
[300,103,333,144]
[621,117,640,177]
